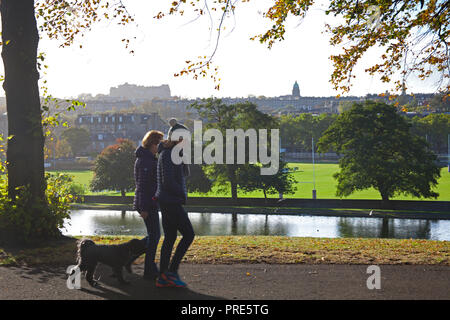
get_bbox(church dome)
[292,81,300,97]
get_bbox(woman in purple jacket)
[133,130,164,280]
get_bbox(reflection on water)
[62,210,450,241]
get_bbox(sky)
[0,0,441,99]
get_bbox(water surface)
[62,210,450,241]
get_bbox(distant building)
[76,112,169,153]
[81,98,135,113]
[292,81,300,97]
[109,83,171,100]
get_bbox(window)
[119,116,123,122]
[98,134,103,140]
[79,118,82,124]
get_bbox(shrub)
[0,172,75,244]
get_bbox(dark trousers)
[141,207,161,276]
[159,202,195,274]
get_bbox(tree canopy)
[189,99,280,200]
[163,0,450,94]
[318,100,441,203]
[60,127,91,157]
[90,138,135,197]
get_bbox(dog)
[76,238,146,287]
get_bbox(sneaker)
[166,272,187,287]
[156,272,187,288]
[156,274,172,288]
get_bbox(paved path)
[0,264,449,300]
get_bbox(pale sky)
[1,0,441,99]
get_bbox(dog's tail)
[76,238,96,271]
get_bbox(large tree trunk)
[1,0,45,200]
[227,165,238,201]
[380,191,391,209]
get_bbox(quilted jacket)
[133,146,158,211]
[154,142,187,205]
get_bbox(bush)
[0,172,75,244]
[68,182,86,196]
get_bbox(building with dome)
[292,81,300,97]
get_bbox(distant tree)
[186,164,212,194]
[410,114,450,154]
[238,161,297,201]
[90,139,135,197]
[60,127,91,157]
[338,101,357,114]
[318,100,441,205]
[189,99,279,200]
[428,93,450,112]
[55,138,73,159]
[280,113,337,152]
[44,133,57,160]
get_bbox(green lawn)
[48,163,450,201]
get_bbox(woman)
[133,130,164,280]
[154,128,194,288]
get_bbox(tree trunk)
[380,191,390,209]
[230,182,238,201]
[1,0,45,200]
[227,165,238,201]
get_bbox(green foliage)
[186,164,212,194]
[0,169,75,243]
[280,113,337,151]
[60,127,91,157]
[68,182,86,196]
[238,161,297,199]
[318,100,441,201]
[90,138,136,196]
[410,113,450,154]
[189,99,280,199]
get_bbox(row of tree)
[91,99,297,200]
[47,105,450,160]
[90,99,443,206]
[280,110,450,155]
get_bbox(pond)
[62,210,450,241]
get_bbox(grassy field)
[48,163,450,201]
[1,235,449,266]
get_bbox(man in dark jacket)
[154,131,194,288]
[132,130,164,280]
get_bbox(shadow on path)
[6,263,223,300]
[79,264,223,300]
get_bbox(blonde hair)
[142,130,164,149]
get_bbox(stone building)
[109,83,171,100]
